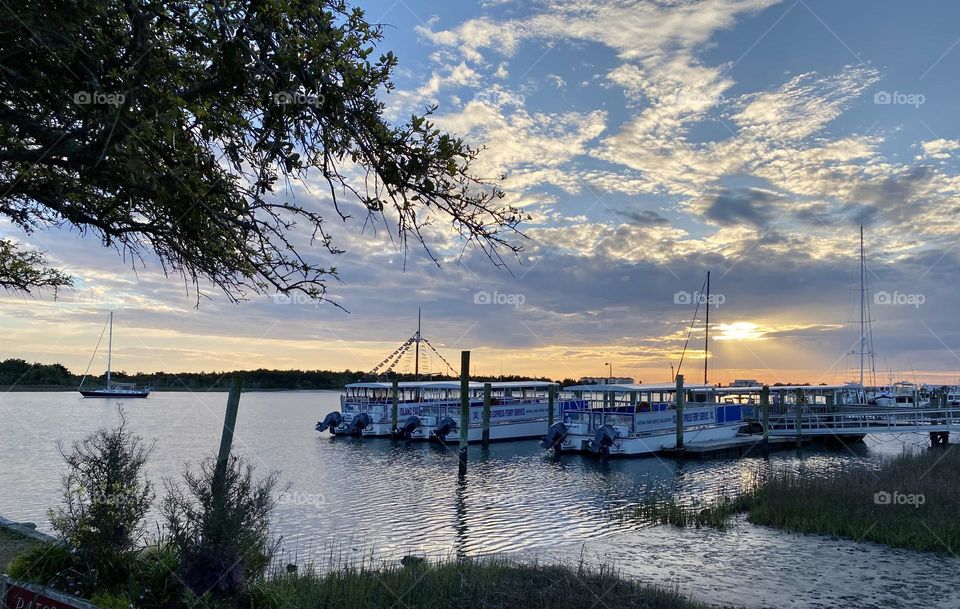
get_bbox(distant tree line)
[0,358,561,391]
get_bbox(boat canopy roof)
[768,384,863,391]
[346,381,484,390]
[713,386,764,393]
[563,382,714,392]
[489,381,558,389]
[713,383,864,393]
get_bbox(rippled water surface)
[1,391,957,608]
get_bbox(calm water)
[1,391,957,609]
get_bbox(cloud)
[731,68,880,141]
[617,209,671,226]
[699,188,781,228]
[546,74,566,89]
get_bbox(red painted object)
[4,584,75,609]
[1,578,98,609]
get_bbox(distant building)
[729,379,761,387]
[578,376,635,385]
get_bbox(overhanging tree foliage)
[0,0,523,301]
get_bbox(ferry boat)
[315,381,470,437]
[417,381,580,443]
[317,381,577,442]
[542,382,746,457]
[78,312,151,398]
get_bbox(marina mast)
[415,307,421,381]
[704,271,710,384]
[857,226,877,386]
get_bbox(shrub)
[162,455,280,599]
[48,409,154,589]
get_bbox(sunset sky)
[4,0,960,385]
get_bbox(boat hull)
[560,422,744,457]
[79,389,151,398]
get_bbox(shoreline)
[1,386,345,393]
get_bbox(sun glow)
[714,321,767,341]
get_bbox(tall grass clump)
[745,447,960,553]
[253,555,713,609]
[628,492,746,530]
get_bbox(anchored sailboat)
[78,312,151,398]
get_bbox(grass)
[628,494,744,529]
[254,556,715,609]
[5,538,715,608]
[0,526,43,573]
[644,446,960,555]
[741,446,960,554]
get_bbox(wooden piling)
[761,385,770,446]
[547,385,555,428]
[458,351,470,477]
[482,382,492,447]
[794,388,804,448]
[213,376,243,497]
[675,374,685,450]
[391,379,399,431]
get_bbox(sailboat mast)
[414,308,421,381]
[704,271,710,384]
[859,226,865,386]
[106,311,113,387]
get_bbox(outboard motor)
[393,415,421,440]
[315,411,343,433]
[586,425,619,457]
[347,412,372,436]
[430,417,458,442]
[540,422,568,451]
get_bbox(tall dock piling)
[548,385,556,428]
[794,388,804,449]
[391,379,399,432]
[213,377,243,496]
[675,374,685,450]
[458,351,470,477]
[761,385,770,449]
[482,382,492,447]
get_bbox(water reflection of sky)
[1,391,956,609]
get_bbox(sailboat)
[78,312,151,398]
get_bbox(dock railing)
[767,405,960,435]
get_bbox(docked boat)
[867,382,930,408]
[317,380,576,443]
[78,312,150,398]
[418,381,578,443]
[316,381,477,438]
[543,382,746,457]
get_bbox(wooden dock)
[658,435,808,460]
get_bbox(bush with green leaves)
[48,410,154,589]
[162,455,280,599]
